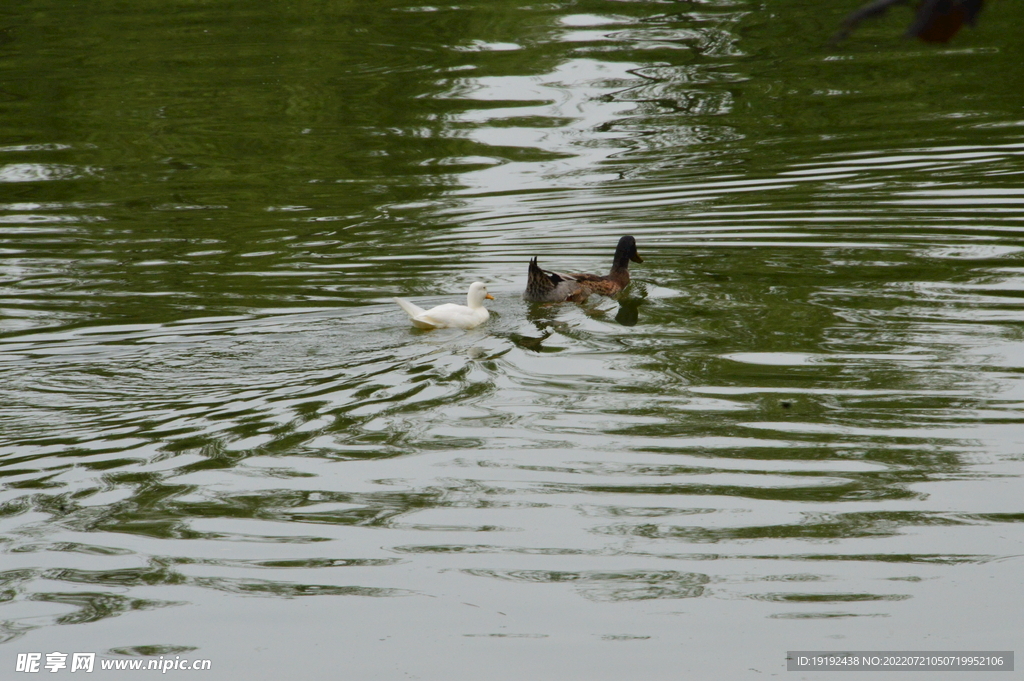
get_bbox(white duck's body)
[394,282,494,330]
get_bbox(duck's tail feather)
[393,297,426,319]
[526,257,556,297]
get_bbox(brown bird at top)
[834,0,985,43]
[523,236,643,303]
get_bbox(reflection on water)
[3,0,1024,677]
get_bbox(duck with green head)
[524,235,643,303]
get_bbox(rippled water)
[4,0,1024,678]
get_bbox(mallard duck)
[394,282,494,330]
[523,235,643,303]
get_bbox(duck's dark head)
[613,235,643,267]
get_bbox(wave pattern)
[3,0,1024,674]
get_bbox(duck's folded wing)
[529,259,576,285]
[417,303,476,328]
[570,272,624,297]
[569,271,600,280]
[546,269,579,283]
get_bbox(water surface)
[3,0,1024,678]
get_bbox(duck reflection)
[508,329,556,352]
[515,291,646,351]
[614,297,642,327]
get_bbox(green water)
[3,0,1024,678]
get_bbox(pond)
[2,0,1024,678]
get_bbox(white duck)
[394,282,494,330]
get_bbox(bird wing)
[546,269,579,283]
[568,272,606,284]
[418,303,484,329]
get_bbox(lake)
[2,0,1024,678]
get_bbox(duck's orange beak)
[485,293,495,300]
